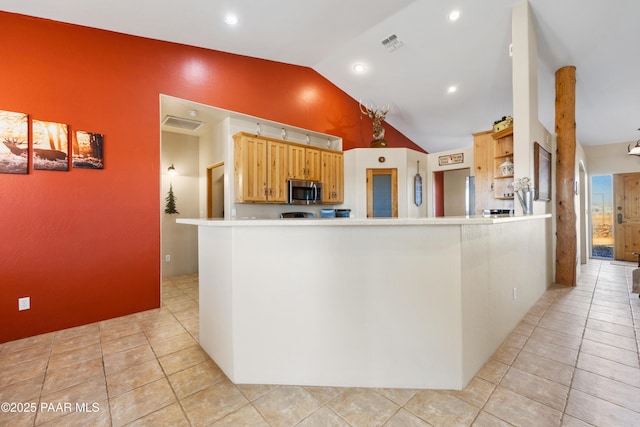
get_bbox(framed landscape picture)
[73,131,104,169]
[0,110,29,174]
[32,119,69,171]
[534,141,551,201]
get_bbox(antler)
[359,101,390,119]
[359,100,371,116]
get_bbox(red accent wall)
[434,171,445,217]
[0,12,423,343]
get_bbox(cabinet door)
[267,141,288,202]
[321,151,344,203]
[287,145,306,179]
[305,148,321,181]
[234,135,267,202]
[472,131,494,215]
[333,152,344,203]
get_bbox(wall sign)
[438,153,464,166]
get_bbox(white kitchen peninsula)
[177,215,551,390]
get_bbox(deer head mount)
[359,102,390,147]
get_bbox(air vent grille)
[381,34,404,52]
[162,115,204,132]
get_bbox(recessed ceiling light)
[224,14,238,25]
[352,63,367,74]
[448,10,461,22]
[447,85,458,94]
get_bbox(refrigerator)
[465,176,475,216]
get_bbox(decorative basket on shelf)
[493,115,513,133]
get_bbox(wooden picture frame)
[32,119,69,171]
[0,110,29,174]
[534,142,551,201]
[73,131,104,169]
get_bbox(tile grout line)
[625,266,640,367]
[32,333,54,427]
[154,282,195,427]
[558,259,599,426]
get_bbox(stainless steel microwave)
[288,180,322,205]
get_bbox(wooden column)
[555,66,577,286]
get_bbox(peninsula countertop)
[184,211,550,389]
[177,214,550,227]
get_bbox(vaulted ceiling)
[2,0,638,153]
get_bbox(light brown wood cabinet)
[234,132,343,204]
[321,151,344,203]
[234,133,288,203]
[288,145,321,181]
[266,140,289,203]
[473,126,514,214]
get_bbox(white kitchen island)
[177,215,551,390]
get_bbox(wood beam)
[555,66,577,286]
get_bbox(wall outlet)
[513,288,517,300]
[165,255,171,262]
[18,297,30,311]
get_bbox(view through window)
[591,175,613,259]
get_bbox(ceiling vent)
[162,115,204,132]
[381,34,404,52]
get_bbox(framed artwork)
[32,119,69,171]
[73,131,104,169]
[534,141,551,201]
[0,110,29,174]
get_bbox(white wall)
[426,146,474,217]
[584,141,640,176]
[343,148,429,218]
[512,1,557,285]
[198,120,226,218]
[161,131,199,277]
[443,168,471,216]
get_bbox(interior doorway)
[207,162,224,218]
[443,168,471,216]
[367,168,398,217]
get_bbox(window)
[591,175,613,259]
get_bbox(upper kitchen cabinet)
[233,132,343,205]
[321,151,344,204]
[234,133,288,203]
[288,145,321,181]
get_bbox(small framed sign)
[438,153,464,166]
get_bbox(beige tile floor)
[1,259,639,426]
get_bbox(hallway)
[0,260,639,426]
